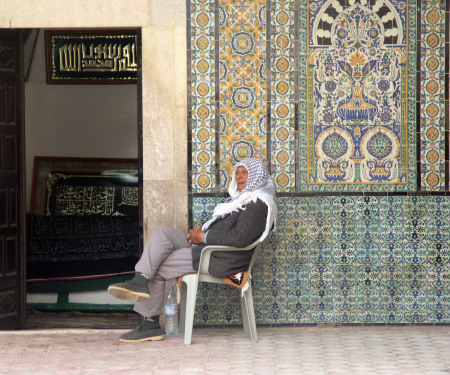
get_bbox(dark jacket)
[191,199,268,277]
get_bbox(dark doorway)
[0,29,26,330]
[0,28,143,329]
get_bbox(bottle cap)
[169,285,174,289]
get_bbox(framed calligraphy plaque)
[45,29,139,84]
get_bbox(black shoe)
[108,273,151,302]
[119,317,164,343]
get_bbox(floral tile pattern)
[421,0,446,190]
[192,196,449,325]
[300,0,417,191]
[190,0,216,193]
[270,0,296,191]
[190,0,423,193]
[218,0,267,190]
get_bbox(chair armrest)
[197,243,259,275]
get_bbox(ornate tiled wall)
[271,0,296,191]
[421,0,446,190]
[188,0,449,325]
[219,0,268,189]
[301,0,416,192]
[192,196,449,324]
[190,0,423,193]
[190,0,216,191]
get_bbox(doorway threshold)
[24,309,139,330]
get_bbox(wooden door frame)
[0,29,26,330]
[18,29,26,329]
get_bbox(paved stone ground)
[0,326,449,375]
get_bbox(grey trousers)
[133,225,196,318]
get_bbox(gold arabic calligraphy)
[58,41,137,73]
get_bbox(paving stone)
[0,327,449,374]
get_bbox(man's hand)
[187,225,206,245]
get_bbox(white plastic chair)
[179,206,274,345]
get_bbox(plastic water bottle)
[165,285,179,335]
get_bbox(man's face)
[235,166,248,192]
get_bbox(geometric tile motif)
[270,0,296,191]
[191,0,216,192]
[191,195,449,325]
[420,0,445,190]
[218,0,267,190]
[299,0,417,192]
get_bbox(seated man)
[108,157,277,342]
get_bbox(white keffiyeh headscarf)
[202,158,277,236]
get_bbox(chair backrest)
[246,242,262,275]
[245,204,274,273]
[197,204,275,278]
[256,203,274,243]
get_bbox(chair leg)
[178,283,187,334]
[181,276,199,345]
[240,293,250,334]
[240,284,257,342]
